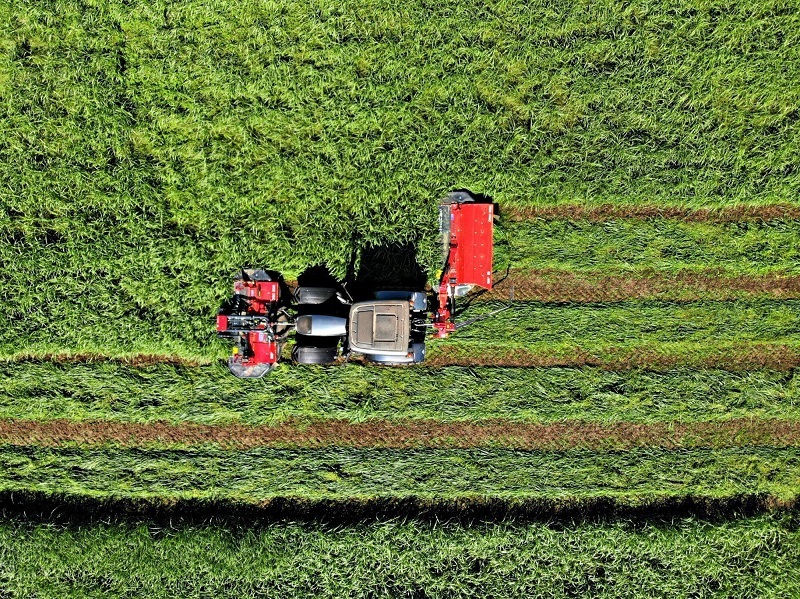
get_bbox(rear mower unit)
[216,191,497,377]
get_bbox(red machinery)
[216,191,497,377]
[433,192,494,338]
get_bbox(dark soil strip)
[0,490,795,526]
[1,418,798,451]
[484,270,800,302]
[504,203,800,222]
[427,344,800,371]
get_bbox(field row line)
[426,343,800,370]
[7,342,800,371]
[2,418,798,451]
[482,270,800,302]
[502,203,800,222]
[284,271,800,303]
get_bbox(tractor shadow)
[296,241,428,303]
[348,241,428,295]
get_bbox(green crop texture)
[1,362,799,425]
[502,219,800,275]
[2,0,800,594]
[0,516,798,598]
[3,445,799,501]
[2,0,800,362]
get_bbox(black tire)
[293,286,337,305]
[292,345,338,365]
[237,268,272,281]
[442,191,475,204]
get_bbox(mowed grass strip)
[1,516,799,598]
[5,342,800,373]
[485,270,800,302]
[453,300,800,347]
[6,341,800,372]
[2,446,799,500]
[428,342,800,371]
[3,363,798,425]
[503,203,800,222]
[1,418,799,451]
[498,219,800,276]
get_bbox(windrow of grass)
[0,515,798,598]
[2,445,799,501]
[2,362,799,425]
[2,418,799,452]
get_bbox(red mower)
[216,191,501,377]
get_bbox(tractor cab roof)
[348,300,410,355]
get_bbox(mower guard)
[433,193,494,337]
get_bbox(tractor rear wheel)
[293,286,337,305]
[292,345,338,365]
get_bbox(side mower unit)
[216,191,497,378]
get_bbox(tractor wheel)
[442,191,475,204]
[293,334,339,365]
[292,345,338,365]
[293,286,337,305]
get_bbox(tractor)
[216,191,497,378]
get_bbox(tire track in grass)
[2,418,799,451]
[483,270,800,303]
[503,203,800,222]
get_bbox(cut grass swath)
[2,362,797,425]
[6,299,800,366]
[2,446,799,501]
[503,203,800,222]
[485,270,800,302]
[0,418,798,451]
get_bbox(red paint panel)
[248,332,278,365]
[451,203,493,289]
[256,281,280,302]
[216,315,229,332]
[233,280,280,303]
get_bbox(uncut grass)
[3,362,800,425]
[3,0,800,362]
[2,446,799,501]
[1,517,798,599]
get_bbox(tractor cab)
[347,291,427,364]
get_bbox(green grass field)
[3,362,799,424]
[1,515,798,598]
[3,0,800,595]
